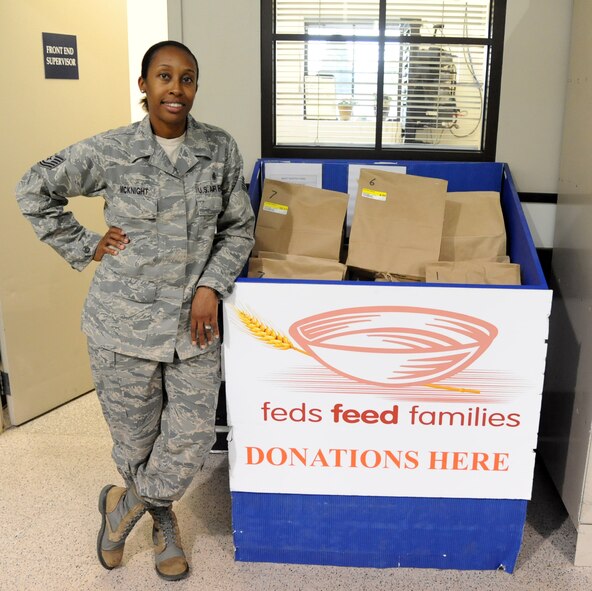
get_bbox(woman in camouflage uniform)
[16,40,255,581]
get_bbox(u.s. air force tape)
[38,155,65,170]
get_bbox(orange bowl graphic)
[289,307,498,387]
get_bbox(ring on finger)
[204,324,212,331]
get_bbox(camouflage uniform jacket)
[16,115,255,362]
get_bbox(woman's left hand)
[190,286,220,349]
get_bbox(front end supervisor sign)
[43,33,79,80]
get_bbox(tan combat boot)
[97,484,146,569]
[149,505,189,581]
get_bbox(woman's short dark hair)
[140,40,199,111]
[141,40,199,82]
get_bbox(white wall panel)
[497,0,572,194]
[127,0,169,122]
[176,0,261,178]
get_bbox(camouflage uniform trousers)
[88,342,221,506]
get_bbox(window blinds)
[272,0,493,151]
[277,0,489,37]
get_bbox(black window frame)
[261,0,507,162]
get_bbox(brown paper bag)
[254,179,349,260]
[346,168,448,277]
[425,261,521,285]
[440,192,506,261]
[248,253,346,280]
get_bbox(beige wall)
[0,1,130,424]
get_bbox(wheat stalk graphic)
[234,307,479,394]
[235,308,308,355]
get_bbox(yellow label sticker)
[263,201,289,215]
[361,188,387,201]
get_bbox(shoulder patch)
[38,155,65,170]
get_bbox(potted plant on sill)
[338,99,355,121]
[374,94,392,120]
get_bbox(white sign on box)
[263,162,323,188]
[223,281,551,500]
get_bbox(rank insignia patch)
[39,155,65,170]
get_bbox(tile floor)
[1,392,591,591]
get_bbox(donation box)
[222,159,552,572]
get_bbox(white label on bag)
[361,188,387,201]
[263,201,289,215]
